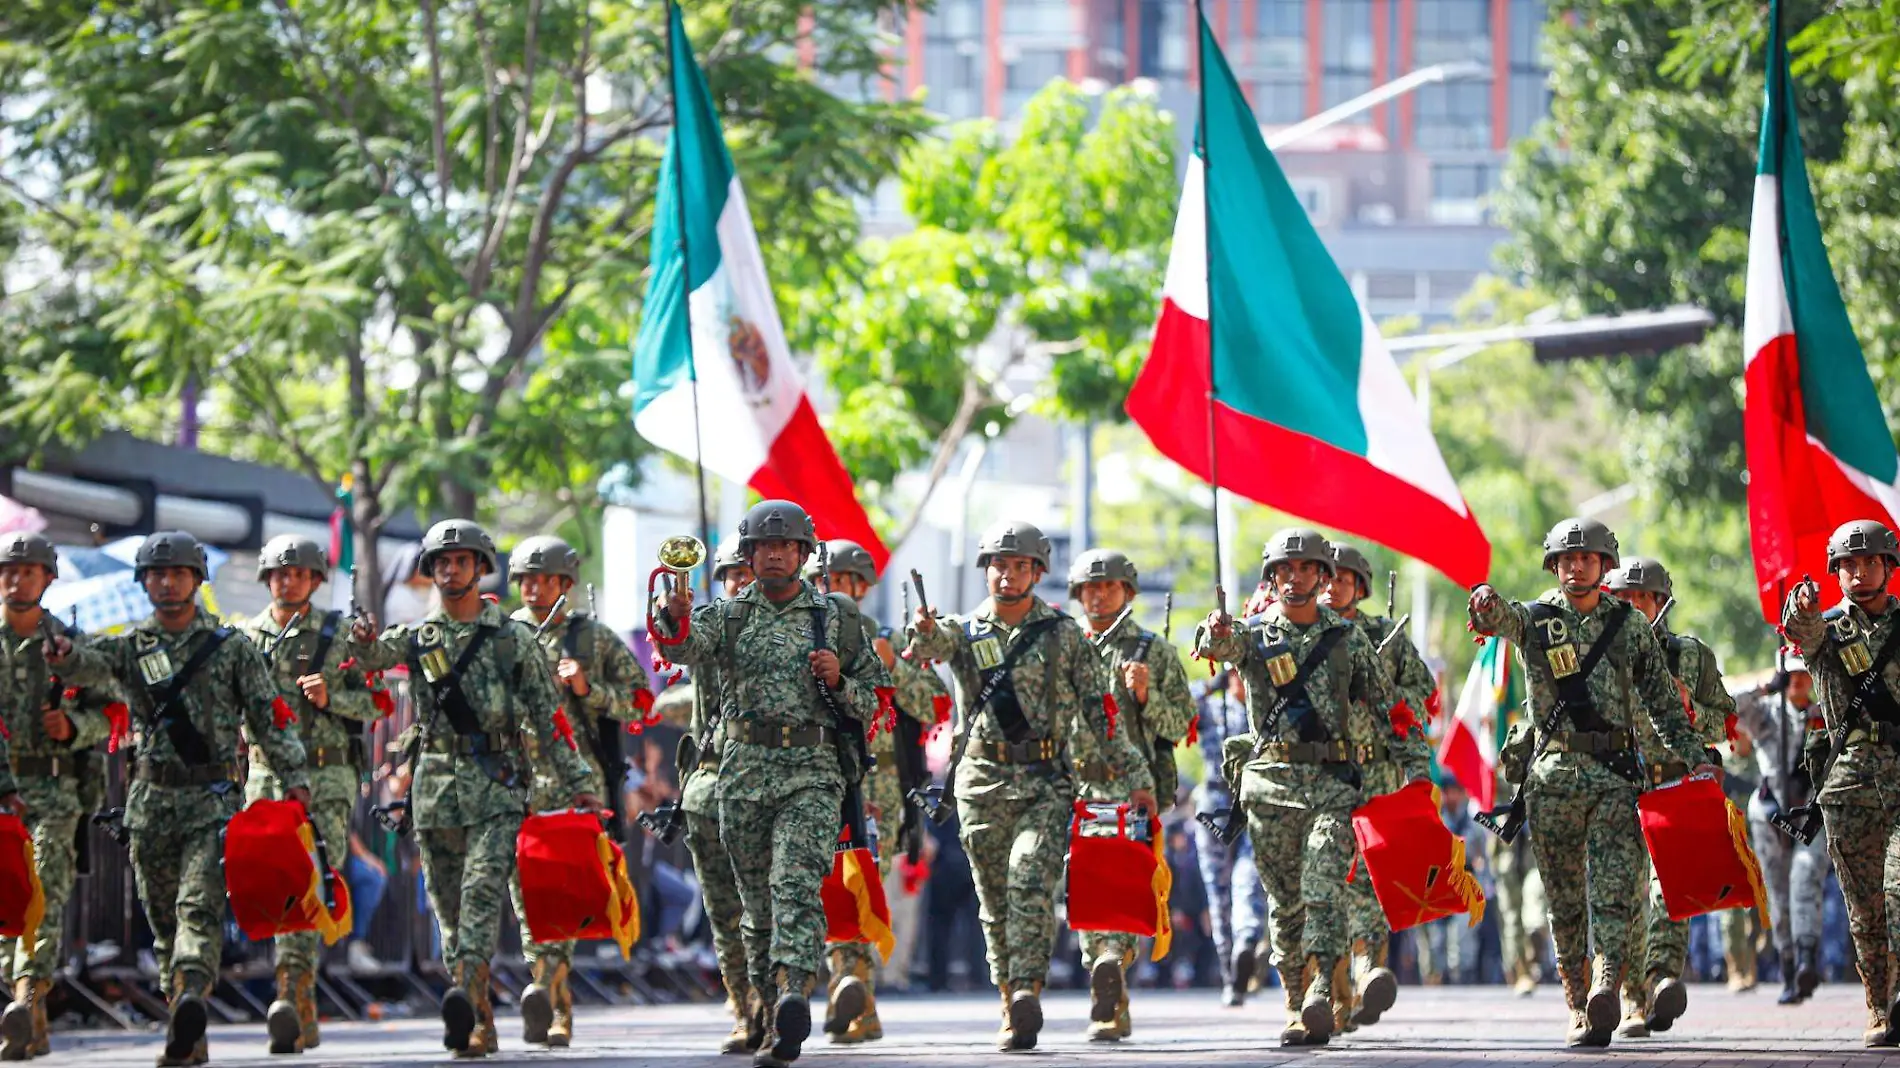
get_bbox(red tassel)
[931,694,951,725]
[61,686,79,702]
[337,657,358,671]
[0,715,9,741]
[1388,700,1420,739]
[1726,712,1740,745]
[370,688,396,718]
[1185,714,1200,745]
[1346,852,1360,884]
[666,669,684,686]
[874,687,896,738]
[633,688,656,714]
[1103,694,1119,740]
[1426,689,1444,722]
[271,695,297,729]
[104,702,130,753]
[551,707,578,750]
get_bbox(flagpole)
[667,0,714,598]
[1195,0,1226,616]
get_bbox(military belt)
[10,755,76,779]
[1356,738,1391,764]
[1071,758,1112,781]
[1648,760,1690,786]
[1548,729,1633,755]
[441,732,519,758]
[1258,740,1357,764]
[136,760,239,787]
[732,722,835,749]
[977,737,1059,764]
[1848,722,1900,748]
[252,744,354,769]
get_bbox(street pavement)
[50,982,1887,1066]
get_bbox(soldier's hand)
[874,635,897,671]
[297,673,330,709]
[1692,762,1723,785]
[349,612,380,644]
[1122,662,1151,704]
[285,785,314,812]
[40,633,73,665]
[912,605,937,636]
[1791,579,1821,615]
[1469,584,1500,617]
[42,708,74,742]
[1130,788,1159,817]
[809,649,842,688]
[571,791,607,815]
[557,658,590,696]
[0,793,24,820]
[1205,610,1233,639]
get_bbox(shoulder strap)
[562,613,588,663]
[963,616,1063,742]
[1665,635,1684,679]
[1526,601,1630,730]
[409,624,498,735]
[143,626,237,766]
[1845,620,1900,724]
[310,611,342,677]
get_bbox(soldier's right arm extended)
[1468,593,1529,645]
[342,625,413,674]
[1194,620,1250,667]
[1780,592,1825,654]
[906,614,966,663]
[648,602,721,666]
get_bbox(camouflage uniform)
[1198,583,1421,1046]
[78,600,308,1065]
[678,667,755,1049]
[654,566,890,1066]
[1733,683,1829,1002]
[908,589,1152,1048]
[506,596,647,1046]
[1072,614,1193,1041]
[1780,520,1900,1044]
[240,598,382,1053]
[349,596,597,1058]
[1470,525,1707,1049]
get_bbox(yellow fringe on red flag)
[595,834,642,959]
[1147,827,1174,961]
[1725,794,1774,929]
[294,821,353,946]
[840,849,896,963]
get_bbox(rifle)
[1163,592,1174,644]
[1387,571,1398,617]
[1377,617,1412,654]
[91,807,129,848]
[905,570,957,824]
[894,580,927,862]
[1089,604,1136,651]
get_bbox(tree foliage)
[0,0,925,593]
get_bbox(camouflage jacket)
[1198,603,1424,810]
[1347,611,1436,795]
[1069,622,1193,792]
[677,676,722,818]
[908,596,1153,803]
[241,607,381,801]
[655,580,891,803]
[1471,590,1706,784]
[1629,626,1734,773]
[77,610,308,828]
[510,607,650,790]
[1782,593,1900,808]
[1,614,118,803]
[865,635,945,825]
[350,601,597,829]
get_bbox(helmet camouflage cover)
[975,520,1052,571]
[256,534,328,582]
[1067,548,1138,597]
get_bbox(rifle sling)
[143,626,236,766]
[964,617,1062,743]
[1258,624,1348,742]
[1527,602,1629,735]
[413,624,497,736]
[1843,618,1900,726]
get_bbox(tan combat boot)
[1868,1008,1897,1048]
[1280,958,1314,1047]
[1299,954,1336,1044]
[441,962,477,1055]
[1559,957,1592,1048]
[1113,947,1135,1039]
[1330,956,1355,1036]
[822,949,867,1043]
[1085,955,1124,1042]
[294,969,319,1051]
[994,982,1014,1052]
[547,962,573,1048]
[467,962,497,1058]
[266,966,301,1054]
[1575,957,1619,1048]
[0,976,32,1061]
[718,980,753,1055]
[157,972,210,1068]
[1005,978,1043,1052]
[28,979,50,1058]
[1352,936,1398,1027]
[841,955,881,1043]
[754,966,814,1068]
[519,958,553,1046]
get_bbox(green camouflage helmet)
[1261,527,1335,579]
[256,534,328,582]
[818,539,878,585]
[1827,519,1900,572]
[0,532,58,578]
[712,537,748,580]
[419,519,499,577]
[1541,517,1620,572]
[1067,548,1138,597]
[737,499,817,554]
[1329,542,1373,594]
[1605,556,1670,596]
[509,535,581,582]
[976,520,1052,571]
[135,530,209,582]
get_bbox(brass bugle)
[657,534,707,573]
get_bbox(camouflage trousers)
[1245,798,1354,969]
[1622,862,1688,1011]
[685,810,748,993]
[1823,796,1900,1014]
[1,782,81,981]
[1750,812,1830,954]
[246,772,353,976]
[1491,834,1546,982]
[128,811,227,991]
[721,782,840,993]
[418,818,520,970]
[1526,768,1645,993]
[1345,841,1390,957]
[957,784,1070,986]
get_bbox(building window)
[1429,162,1500,223]
[1509,0,1552,139]
[1415,82,1492,151]
[1244,0,1306,124]
[923,0,985,120]
[1415,0,1492,66]
[1002,0,1077,45]
[1139,0,1189,80]
[1321,0,1375,108]
[1367,272,1420,303]
[1003,48,1067,117]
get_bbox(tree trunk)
[350,463,387,622]
[886,372,988,552]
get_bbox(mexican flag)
[329,474,355,613]
[1125,7,1490,587]
[1437,636,1520,812]
[1744,0,1900,621]
[631,2,887,566]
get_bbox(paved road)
[50,983,1884,1066]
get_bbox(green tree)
[1494,0,1900,670]
[787,79,1180,544]
[0,0,925,596]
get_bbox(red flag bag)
[0,815,44,940]
[1639,774,1771,923]
[822,824,895,961]
[223,799,352,944]
[1350,780,1486,932]
[1064,801,1173,960]
[516,810,641,957]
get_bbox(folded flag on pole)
[1744,0,1900,622]
[1125,6,1489,587]
[632,2,886,567]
